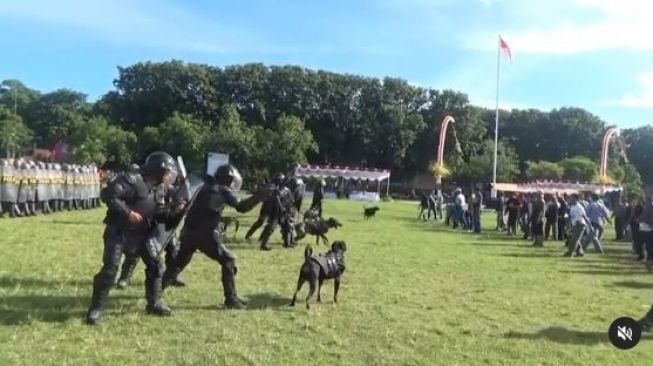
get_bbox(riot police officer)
[163,164,267,309]
[85,151,185,325]
[258,173,287,251]
[115,168,187,289]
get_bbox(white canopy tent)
[294,164,391,201]
[493,181,622,195]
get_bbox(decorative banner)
[600,127,618,178]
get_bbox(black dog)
[290,241,347,309]
[363,206,380,219]
[294,217,342,246]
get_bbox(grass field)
[1,199,652,365]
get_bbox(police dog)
[303,207,320,221]
[294,217,342,246]
[363,206,380,219]
[290,241,347,309]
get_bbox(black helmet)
[214,164,243,191]
[142,151,176,177]
[272,172,286,185]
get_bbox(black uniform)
[557,197,568,241]
[244,197,274,240]
[85,162,182,325]
[115,178,186,289]
[311,184,324,217]
[163,165,264,308]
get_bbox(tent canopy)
[493,181,622,195]
[295,164,390,182]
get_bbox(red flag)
[499,36,512,61]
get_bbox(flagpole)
[492,35,501,192]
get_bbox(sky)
[2,0,653,128]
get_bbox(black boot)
[85,279,110,325]
[116,257,138,290]
[11,204,22,218]
[638,306,653,332]
[222,262,246,309]
[165,246,185,287]
[145,277,172,316]
[259,226,274,251]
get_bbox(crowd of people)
[0,158,102,218]
[414,185,653,331]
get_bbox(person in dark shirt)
[496,192,506,231]
[531,191,545,246]
[557,194,569,241]
[505,193,521,236]
[631,199,645,260]
[311,179,325,217]
[544,195,559,241]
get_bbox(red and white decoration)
[295,164,390,182]
[493,180,622,195]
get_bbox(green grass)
[1,200,652,365]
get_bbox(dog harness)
[313,252,345,279]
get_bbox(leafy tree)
[620,163,644,200]
[70,116,137,166]
[105,125,138,168]
[558,156,598,182]
[141,112,211,169]
[449,139,519,184]
[0,80,41,117]
[0,107,32,157]
[269,114,318,172]
[623,126,653,184]
[525,161,564,180]
[23,89,89,147]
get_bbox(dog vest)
[312,252,345,279]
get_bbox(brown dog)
[290,241,347,309]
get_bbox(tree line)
[0,61,650,197]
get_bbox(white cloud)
[462,0,653,54]
[604,71,653,108]
[0,0,261,53]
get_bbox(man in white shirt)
[452,188,465,229]
[564,193,602,257]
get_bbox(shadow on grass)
[0,274,92,288]
[493,251,567,259]
[245,292,292,310]
[0,293,138,325]
[504,326,653,345]
[50,219,103,226]
[172,293,291,312]
[561,269,649,276]
[610,281,653,290]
